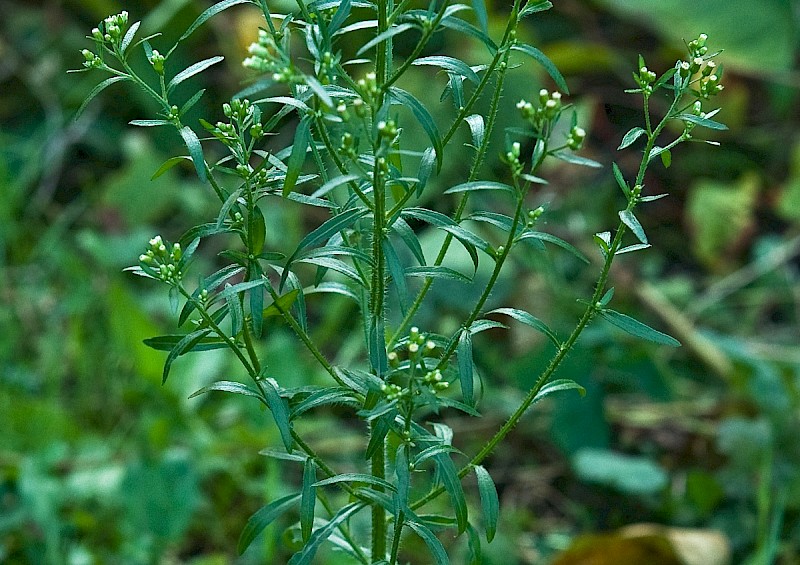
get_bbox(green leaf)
[405,266,472,283]
[511,43,569,93]
[311,173,362,198]
[465,114,485,149]
[395,445,410,510]
[433,453,468,534]
[468,0,489,33]
[660,148,672,168]
[389,87,443,170]
[383,238,409,315]
[167,56,224,92]
[356,23,415,56]
[473,465,499,542]
[151,156,192,180]
[365,413,393,459]
[284,116,311,196]
[391,217,426,265]
[259,377,295,451]
[300,458,316,542]
[599,309,681,346]
[161,329,212,384]
[457,330,474,406]
[143,334,228,352]
[178,0,253,44]
[573,448,668,495]
[188,380,263,400]
[287,503,365,565]
[406,520,449,565]
[678,113,728,130]
[515,231,590,264]
[486,307,559,347]
[618,126,647,150]
[313,474,397,492]
[618,209,648,244]
[178,126,207,182]
[180,88,206,116]
[612,162,631,198]
[443,181,514,194]
[519,0,553,18]
[328,0,352,34]
[249,204,266,255]
[305,75,334,108]
[120,20,141,54]
[238,493,301,554]
[412,56,480,83]
[551,151,602,168]
[291,388,359,419]
[75,75,130,120]
[532,378,586,404]
[129,119,171,127]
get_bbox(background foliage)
[1,0,798,563]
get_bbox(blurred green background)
[1,0,799,563]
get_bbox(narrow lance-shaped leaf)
[389,87,443,170]
[471,0,489,34]
[178,126,207,182]
[511,43,569,93]
[161,329,212,384]
[599,309,681,347]
[300,457,316,542]
[75,75,130,120]
[618,209,648,244]
[487,307,559,348]
[406,520,449,565]
[532,378,587,404]
[167,56,224,92]
[383,238,409,316]
[457,330,474,406]
[238,493,302,555]
[356,23,414,56]
[618,126,647,150]
[177,0,253,44]
[473,465,499,542]
[284,116,311,196]
[259,377,294,451]
[188,380,263,400]
[434,453,468,534]
[287,503,365,565]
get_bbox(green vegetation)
[1,1,798,564]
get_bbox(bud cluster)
[566,125,586,150]
[505,141,523,177]
[677,34,724,99]
[633,62,657,94]
[384,327,448,402]
[148,50,165,74]
[139,235,183,285]
[90,11,129,47]
[516,88,564,132]
[526,205,545,228]
[243,29,293,83]
[356,72,380,103]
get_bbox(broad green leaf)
[487,307,559,347]
[313,474,397,491]
[259,377,295,451]
[473,465,499,542]
[660,148,672,168]
[618,126,647,150]
[178,126,207,182]
[412,56,480,83]
[457,330,474,406]
[515,231,590,264]
[618,209,648,244]
[167,56,224,92]
[300,458,316,542]
[356,23,415,56]
[287,503,365,565]
[238,493,301,554]
[599,309,681,346]
[511,43,569,93]
[143,334,227,352]
[75,75,130,120]
[405,266,471,283]
[406,520,449,565]
[389,87,443,169]
[188,380,263,400]
[284,116,311,196]
[178,0,253,44]
[443,181,514,195]
[532,378,587,404]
